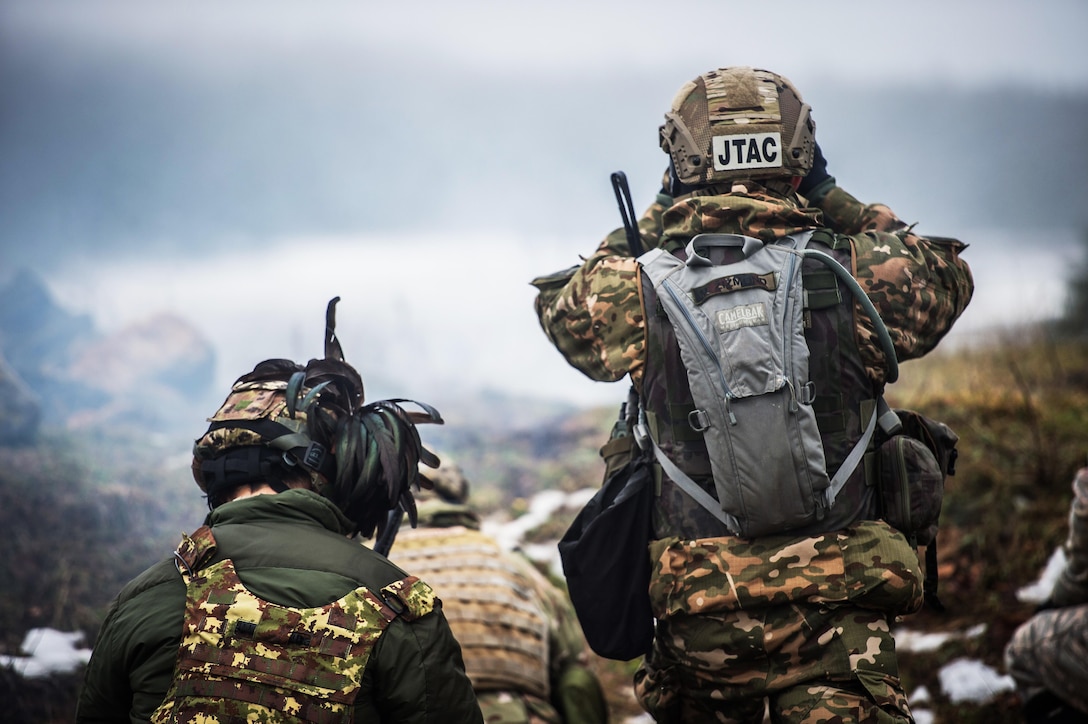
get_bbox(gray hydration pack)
[637,232,899,538]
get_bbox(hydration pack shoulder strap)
[637,232,901,533]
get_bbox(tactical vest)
[151,526,436,724]
[390,526,552,700]
[640,230,881,540]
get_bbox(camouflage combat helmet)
[192,297,443,538]
[659,66,816,186]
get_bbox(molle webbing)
[390,526,551,698]
[153,526,433,724]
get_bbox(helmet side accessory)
[191,297,443,539]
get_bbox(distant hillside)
[0,270,216,440]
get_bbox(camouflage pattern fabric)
[532,179,970,723]
[1004,468,1088,716]
[152,526,435,724]
[1051,468,1088,608]
[1005,605,1088,717]
[634,520,921,723]
[531,183,973,388]
[530,191,672,384]
[192,380,305,462]
[815,186,903,236]
[190,379,318,491]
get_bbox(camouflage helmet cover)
[659,66,815,186]
[191,298,443,538]
[190,361,356,493]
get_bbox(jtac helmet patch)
[712,132,783,173]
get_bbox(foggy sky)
[3,0,1086,267]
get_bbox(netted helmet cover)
[659,66,815,186]
[191,297,443,537]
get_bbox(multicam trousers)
[634,520,923,724]
[1004,603,1088,716]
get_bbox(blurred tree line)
[1059,229,1088,336]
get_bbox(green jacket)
[76,489,483,723]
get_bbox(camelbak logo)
[716,303,768,332]
[712,132,782,172]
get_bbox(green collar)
[207,488,355,536]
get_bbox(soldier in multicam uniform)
[531,67,974,723]
[387,459,610,724]
[76,299,483,723]
[1005,467,1088,723]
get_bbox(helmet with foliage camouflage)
[191,297,443,538]
[659,66,815,187]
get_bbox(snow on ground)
[0,628,91,678]
[939,658,1017,704]
[1017,546,1065,604]
[895,622,988,654]
[481,486,596,578]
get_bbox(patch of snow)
[482,487,595,552]
[896,622,985,653]
[896,629,958,653]
[0,628,91,678]
[913,710,935,724]
[1017,547,1066,604]
[910,684,935,724]
[938,658,1016,705]
[482,488,570,551]
[521,540,564,579]
[481,487,598,578]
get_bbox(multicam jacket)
[532,180,972,558]
[533,182,973,391]
[76,490,482,724]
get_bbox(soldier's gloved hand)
[797,142,835,203]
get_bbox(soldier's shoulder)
[116,556,185,603]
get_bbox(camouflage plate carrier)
[151,526,436,724]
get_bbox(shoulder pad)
[380,575,436,622]
[173,525,217,580]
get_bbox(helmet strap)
[201,446,286,508]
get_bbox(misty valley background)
[2,76,1085,438]
[2,2,1088,721]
